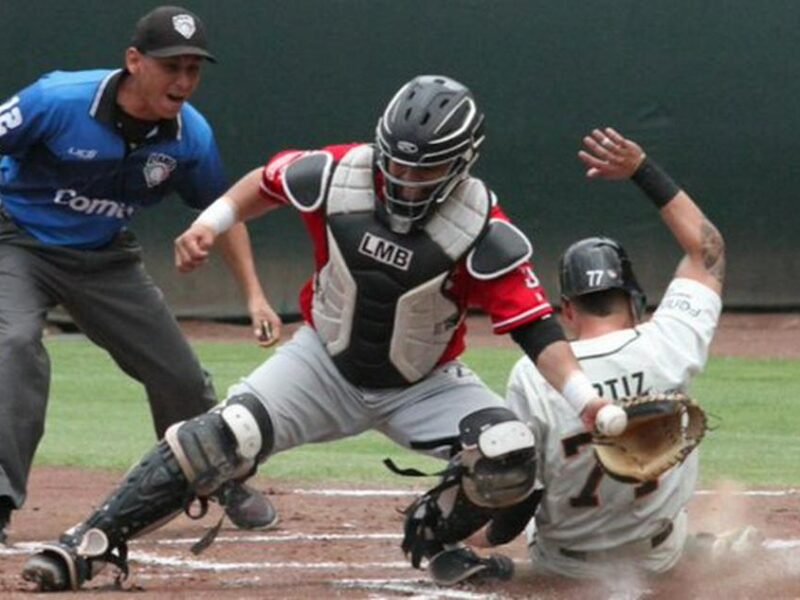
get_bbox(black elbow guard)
[510,316,566,362]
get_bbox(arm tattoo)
[700,220,725,285]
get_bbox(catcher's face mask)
[375,75,485,234]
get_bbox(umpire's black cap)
[132,5,216,63]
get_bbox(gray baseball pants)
[228,325,506,460]
[0,217,216,510]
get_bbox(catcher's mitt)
[592,393,707,483]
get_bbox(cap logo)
[172,14,196,39]
[397,141,418,154]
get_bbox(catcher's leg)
[402,407,536,586]
[22,394,273,591]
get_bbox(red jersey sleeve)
[463,205,554,334]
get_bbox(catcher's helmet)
[559,236,647,320]
[375,75,485,233]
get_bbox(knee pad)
[458,407,536,508]
[225,393,274,461]
[165,393,274,496]
[401,409,536,569]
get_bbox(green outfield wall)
[2,1,797,315]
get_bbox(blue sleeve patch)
[467,220,533,280]
[283,151,333,212]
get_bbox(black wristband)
[631,156,680,208]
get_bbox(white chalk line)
[4,536,798,559]
[161,537,797,552]
[295,488,800,497]
[336,578,510,600]
[129,572,507,600]
[154,532,403,545]
[130,551,409,572]
[0,533,800,564]
[766,539,800,550]
[694,489,799,497]
[294,489,418,497]
[150,533,800,550]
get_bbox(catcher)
[463,127,728,579]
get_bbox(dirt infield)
[1,470,799,599]
[1,313,798,598]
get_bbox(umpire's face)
[124,49,203,120]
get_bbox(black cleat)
[0,498,12,546]
[219,481,279,530]
[22,546,79,591]
[429,547,514,586]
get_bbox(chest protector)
[311,145,490,387]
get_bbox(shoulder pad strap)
[467,219,532,280]
[283,151,333,212]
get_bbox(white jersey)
[507,278,721,554]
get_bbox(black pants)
[0,215,216,509]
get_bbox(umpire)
[0,6,280,543]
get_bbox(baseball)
[596,404,628,436]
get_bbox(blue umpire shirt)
[0,69,227,249]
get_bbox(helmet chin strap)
[628,289,646,323]
[627,296,640,327]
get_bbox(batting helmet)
[375,75,485,233]
[559,236,647,320]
